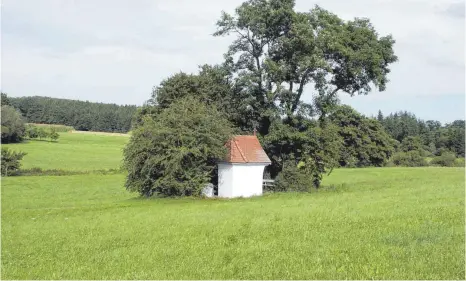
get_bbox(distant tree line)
[377,110,464,157]
[5,95,137,133]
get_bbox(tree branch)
[233,27,264,94]
[330,87,340,97]
[291,69,312,113]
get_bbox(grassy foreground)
[2,167,464,279]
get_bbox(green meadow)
[1,132,464,279]
[2,132,128,171]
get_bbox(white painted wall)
[218,163,267,198]
[218,163,234,198]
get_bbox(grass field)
[1,133,465,279]
[2,133,128,171]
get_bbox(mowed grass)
[2,167,464,279]
[2,132,128,171]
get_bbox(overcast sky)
[1,0,464,123]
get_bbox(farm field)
[1,133,465,279]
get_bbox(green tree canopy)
[328,105,395,167]
[445,120,465,157]
[214,0,397,133]
[123,96,235,197]
[1,105,26,143]
[400,136,423,153]
[1,148,27,176]
[128,0,400,194]
[1,92,11,106]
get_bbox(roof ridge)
[233,138,248,162]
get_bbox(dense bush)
[400,136,423,152]
[430,152,457,167]
[123,96,235,197]
[262,119,341,187]
[1,148,27,176]
[329,106,396,167]
[389,150,428,167]
[272,160,313,192]
[50,129,59,141]
[454,158,465,167]
[1,105,26,143]
[25,124,60,141]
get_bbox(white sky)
[1,0,464,123]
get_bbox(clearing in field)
[1,132,465,279]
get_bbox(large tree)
[1,105,26,143]
[445,120,465,157]
[261,117,341,179]
[1,93,11,106]
[328,105,396,167]
[123,96,235,197]
[214,0,398,134]
[127,0,399,194]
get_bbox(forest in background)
[4,95,136,133]
[1,92,464,179]
[1,92,463,162]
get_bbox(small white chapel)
[216,133,271,198]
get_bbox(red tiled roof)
[224,135,271,164]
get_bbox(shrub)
[50,128,60,141]
[25,124,60,141]
[430,152,457,167]
[384,161,396,167]
[1,148,27,176]
[37,128,49,140]
[272,160,313,192]
[434,147,451,157]
[26,125,39,139]
[123,96,235,197]
[1,105,26,143]
[454,157,465,167]
[389,150,428,167]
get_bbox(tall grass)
[1,168,464,280]
[1,131,464,279]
